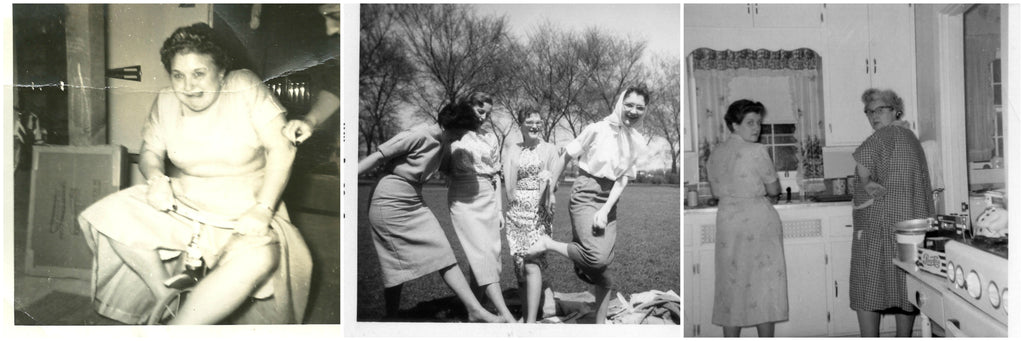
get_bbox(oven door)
[942,292,1007,337]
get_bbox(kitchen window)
[759,123,799,172]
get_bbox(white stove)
[942,239,1008,337]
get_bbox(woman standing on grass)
[359,102,502,323]
[526,85,649,324]
[442,92,516,323]
[502,109,563,323]
[707,99,787,337]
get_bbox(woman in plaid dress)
[850,88,933,336]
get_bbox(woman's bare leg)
[438,264,502,323]
[522,263,542,323]
[857,310,882,337]
[168,243,278,325]
[895,312,917,337]
[483,282,516,322]
[756,322,775,337]
[106,237,174,299]
[723,326,742,337]
[592,284,612,324]
[526,235,568,258]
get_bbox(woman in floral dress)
[502,110,564,323]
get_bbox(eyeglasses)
[864,106,894,116]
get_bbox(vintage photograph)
[355,3,681,328]
[9,4,340,325]
[683,3,1012,337]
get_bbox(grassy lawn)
[355,183,680,322]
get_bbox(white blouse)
[564,120,642,181]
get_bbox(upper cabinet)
[685,4,824,29]
[822,4,918,146]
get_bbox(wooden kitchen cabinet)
[685,4,823,29]
[823,4,919,147]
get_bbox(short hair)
[724,99,766,132]
[861,88,904,119]
[516,107,545,124]
[623,84,651,105]
[437,101,479,131]
[160,23,232,74]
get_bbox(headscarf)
[602,89,645,179]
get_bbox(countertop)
[684,199,852,213]
[893,258,948,293]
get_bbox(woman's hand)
[592,208,610,235]
[865,181,887,198]
[235,204,274,236]
[282,118,315,145]
[146,177,175,211]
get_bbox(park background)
[354,3,681,323]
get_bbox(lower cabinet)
[685,204,911,337]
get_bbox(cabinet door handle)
[873,58,877,73]
[755,4,759,15]
[829,123,832,133]
[747,4,751,14]
[865,59,869,74]
[835,280,839,297]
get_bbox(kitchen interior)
[11,4,339,324]
[682,4,1013,337]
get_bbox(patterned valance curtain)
[691,48,822,71]
[689,48,825,181]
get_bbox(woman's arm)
[139,141,174,211]
[283,90,340,144]
[358,151,385,175]
[255,115,296,209]
[593,175,629,229]
[856,163,886,198]
[235,114,295,236]
[764,179,781,204]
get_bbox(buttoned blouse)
[564,120,642,181]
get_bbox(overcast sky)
[472,3,680,61]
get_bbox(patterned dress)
[850,124,933,312]
[707,134,789,327]
[504,147,553,278]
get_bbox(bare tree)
[644,56,682,174]
[394,4,512,122]
[574,28,648,127]
[359,4,415,156]
[514,23,593,141]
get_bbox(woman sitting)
[77,23,312,325]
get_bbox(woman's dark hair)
[437,101,479,131]
[516,107,545,124]
[159,23,232,74]
[724,99,766,132]
[623,84,651,105]
[464,91,493,108]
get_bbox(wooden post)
[65,4,106,146]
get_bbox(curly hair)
[724,99,766,132]
[623,84,652,105]
[159,23,232,74]
[861,88,904,119]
